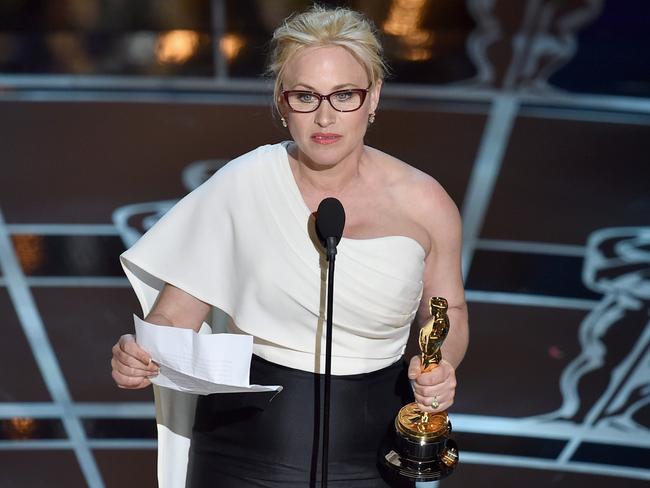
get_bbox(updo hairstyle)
[267,5,387,116]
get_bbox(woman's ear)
[277,95,288,126]
[276,94,284,115]
[369,79,382,113]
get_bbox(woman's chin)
[299,141,363,168]
[304,152,346,169]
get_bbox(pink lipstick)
[311,133,342,145]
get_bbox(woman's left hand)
[408,355,457,413]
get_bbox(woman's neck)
[289,142,366,197]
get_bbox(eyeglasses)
[282,85,371,113]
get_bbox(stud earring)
[368,113,376,124]
[281,117,288,128]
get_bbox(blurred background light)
[219,32,245,63]
[4,417,38,440]
[11,235,45,275]
[383,0,435,61]
[156,29,200,65]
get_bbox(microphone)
[315,197,345,488]
[315,197,346,260]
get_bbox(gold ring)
[431,396,440,409]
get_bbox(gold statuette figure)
[382,297,459,481]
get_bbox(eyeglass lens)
[286,90,365,112]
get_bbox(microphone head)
[316,197,346,246]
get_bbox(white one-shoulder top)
[121,142,425,375]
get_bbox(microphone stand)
[321,236,337,488]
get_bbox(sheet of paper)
[134,315,282,396]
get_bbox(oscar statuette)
[382,297,459,481]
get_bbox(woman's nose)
[314,99,336,127]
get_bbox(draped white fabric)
[120,142,425,486]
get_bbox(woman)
[111,6,468,487]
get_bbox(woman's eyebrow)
[290,82,360,91]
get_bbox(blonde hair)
[268,5,387,116]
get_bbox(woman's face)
[280,45,381,169]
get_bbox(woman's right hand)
[111,334,159,389]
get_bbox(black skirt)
[187,354,415,487]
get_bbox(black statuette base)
[381,421,458,481]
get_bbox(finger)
[415,400,452,413]
[418,369,456,392]
[413,390,448,406]
[412,383,435,398]
[111,370,152,389]
[112,370,152,389]
[117,336,155,369]
[113,352,159,372]
[414,393,453,413]
[113,347,158,373]
[117,377,152,390]
[120,334,151,366]
[412,379,456,401]
[414,367,447,387]
[407,355,421,379]
[111,357,159,378]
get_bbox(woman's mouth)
[311,133,342,145]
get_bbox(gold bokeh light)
[383,0,435,61]
[219,33,245,62]
[156,30,200,64]
[11,234,44,275]
[6,417,38,439]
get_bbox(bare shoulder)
[366,146,461,233]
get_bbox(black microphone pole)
[315,198,345,488]
[322,236,336,488]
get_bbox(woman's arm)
[416,189,468,368]
[111,284,211,389]
[407,177,469,411]
[145,283,212,331]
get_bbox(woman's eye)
[334,91,353,101]
[297,93,316,103]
